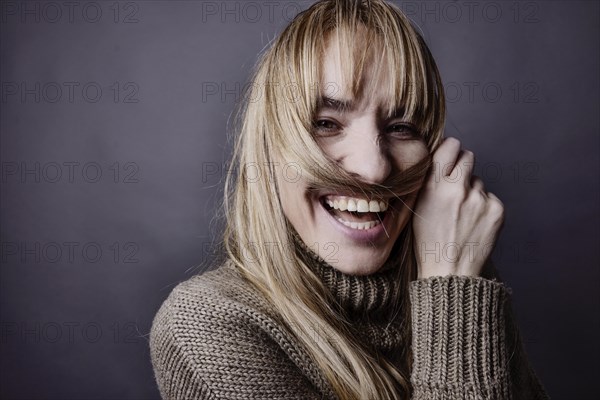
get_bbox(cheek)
[276,171,311,222]
[278,176,297,212]
[390,142,429,212]
[275,167,292,212]
[389,142,429,170]
[393,195,418,235]
[403,193,419,209]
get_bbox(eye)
[385,122,419,139]
[313,118,341,136]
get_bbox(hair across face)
[248,0,446,274]
[275,29,432,274]
[264,0,445,152]
[244,0,445,200]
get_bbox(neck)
[289,228,410,359]
[290,228,406,319]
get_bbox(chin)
[330,251,391,276]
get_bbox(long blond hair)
[222,0,445,398]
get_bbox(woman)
[150,0,549,398]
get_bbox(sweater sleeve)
[409,275,549,400]
[149,278,327,400]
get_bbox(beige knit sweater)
[150,241,549,399]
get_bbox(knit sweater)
[150,241,549,399]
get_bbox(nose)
[335,122,392,184]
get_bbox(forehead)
[319,34,392,111]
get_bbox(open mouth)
[320,195,389,230]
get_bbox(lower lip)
[318,199,395,243]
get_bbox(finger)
[486,192,506,224]
[486,191,505,210]
[433,137,462,177]
[470,175,486,193]
[452,149,475,187]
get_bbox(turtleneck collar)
[290,228,404,320]
[289,228,408,358]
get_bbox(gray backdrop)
[1,1,598,399]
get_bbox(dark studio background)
[1,0,598,399]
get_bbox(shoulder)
[150,261,272,359]
[153,261,273,344]
[157,260,261,314]
[149,261,324,399]
[151,260,276,336]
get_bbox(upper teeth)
[324,196,388,213]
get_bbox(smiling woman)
[149,0,549,399]
[276,29,433,276]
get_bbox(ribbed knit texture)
[410,276,509,399]
[150,239,549,399]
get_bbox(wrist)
[417,262,482,279]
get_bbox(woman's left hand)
[411,137,505,279]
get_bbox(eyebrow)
[317,95,407,119]
[317,96,355,113]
